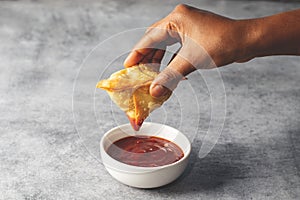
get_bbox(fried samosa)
[96,64,171,131]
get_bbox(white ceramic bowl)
[100,122,191,188]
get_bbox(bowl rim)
[100,122,191,173]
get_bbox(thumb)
[150,50,196,98]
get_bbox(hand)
[124,4,249,97]
[124,4,300,97]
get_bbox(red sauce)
[107,136,184,167]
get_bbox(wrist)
[235,9,300,61]
[233,18,263,62]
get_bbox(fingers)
[149,49,166,71]
[124,48,166,73]
[149,68,182,98]
[152,49,165,63]
[141,48,166,64]
[124,50,149,68]
[150,48,196,97]
[124,27,173,68]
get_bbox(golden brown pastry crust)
[96,64,171,131]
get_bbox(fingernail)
[151,84,168,98]
[124,53,133,67]
[123,57,130,67]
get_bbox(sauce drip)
[107,136,184,167]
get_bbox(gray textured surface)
[1,0,300,199]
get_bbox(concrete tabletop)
[1,0,299,199]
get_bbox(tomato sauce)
[107,136,184,167]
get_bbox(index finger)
[124,27,170,67]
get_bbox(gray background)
[1,0,300,199]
